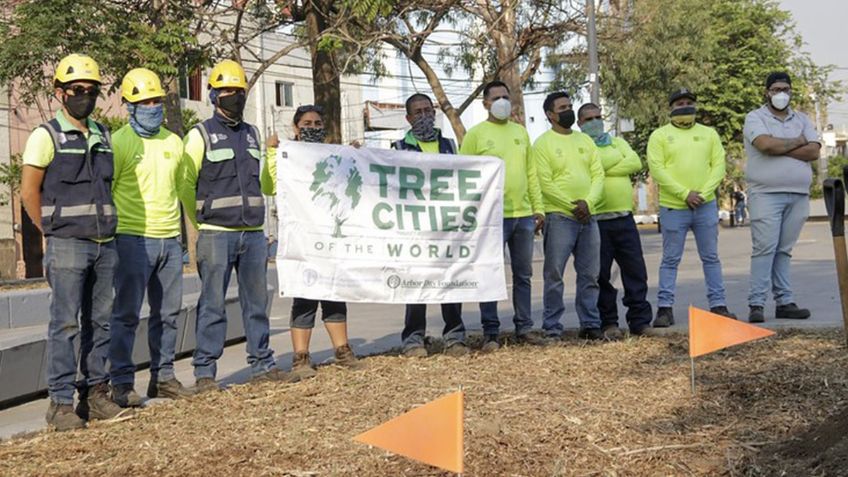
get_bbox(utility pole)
[587,0,600,104]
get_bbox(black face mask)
[555,110,575,129]
[63,93,97,120]
[218,91,246,121]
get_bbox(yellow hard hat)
[54,54,102,85]
[121,68,165,103]
[208,59,247,90]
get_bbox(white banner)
[275,141,506,304]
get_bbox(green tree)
[599,0,842,199]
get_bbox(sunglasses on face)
[65,85,100,97]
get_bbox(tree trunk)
[306,0,342,144]
[491,5,525,125]
[163,77,184,137]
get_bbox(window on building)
[275,81,294,107]
[178,68,202,101]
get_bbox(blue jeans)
[479,216,535,336]
[44,237,117,404]
[109,235,183,386]
[402,303,465,349]
[193,230,275,379]
[542,214,602,333]
[748,192,809,306]
[597,214,652,331]
[657,200,726,308]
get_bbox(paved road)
[0,222,842,439]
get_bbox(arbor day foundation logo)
[310,154,363,238]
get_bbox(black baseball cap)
[766,72,791,89]
[668,88,697,105]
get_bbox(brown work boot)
[250,367,291,383]
[290,352,318,381]
[334,344,364,370]
[402,345,428,358]
[84,383,130,421]
[111,383,144,408]
[148,378,193,400]
[602,325,624,341]
[192,377,220,394]
[45,401,85,431]
[443,342,471,357]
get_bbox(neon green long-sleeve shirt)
[647,123,726,210]
[459,120,543,218]
[595,136,643,215]
[532,129,605,217]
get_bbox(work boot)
[602,325,624,341]
[85,383,129,421]
[402,346,428,358]
[710,306,737,320]
[443,342,470,357]
[653,307,674,328]
[481,335,500,353]
[775,303,811,320]
[111,383,144,408]
[515,332,552,346]
[148,378,193,400]
[334,344,365,370]
[192,377,220,394]
[45,401,85,431]
[290,352,318,381]
[748,305,765,323]
[250,367,291,383]
[578,328,604,341]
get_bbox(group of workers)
[20,54,819,432]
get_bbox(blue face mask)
[580,118,612,146]
[128,103,163,138]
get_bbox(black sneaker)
[775,303,811,320]
[653,307,674,328]
[578,328,603,340]
[748,305,765,323]
[710,306,737,320]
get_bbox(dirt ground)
[1,329,847,477]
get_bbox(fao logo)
[303,269,318,287]
[386,275,401,289]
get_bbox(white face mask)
[770,92,790,111]
[490,98,512,120]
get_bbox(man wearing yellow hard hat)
[20,54,126,431]
[180,59,288,392]
[108,68,193,407]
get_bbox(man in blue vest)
[391,93,469,358]
[20,54,127,430]
[181,59,288,392]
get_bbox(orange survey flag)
[354,391,463,473]
[689,306,776,357]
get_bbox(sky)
[780,0,848,130]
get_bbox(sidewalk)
[0,222,843,439]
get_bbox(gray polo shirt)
[743,105,819,194]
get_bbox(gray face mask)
[299,127,326,143]
[411,113,437,142]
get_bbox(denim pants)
[109,235,183,386]
[479,216,535,337]
[597,214,652,331]
[193,230,275,379]
[657,200,726,308]
[747,192,809,306]
[542,214,602,334]
[44,237,117,405]
[401,303,465,349]
[290,298,347,329]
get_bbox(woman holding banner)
[262,105,363,382]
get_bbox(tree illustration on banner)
[310,154,363,237]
